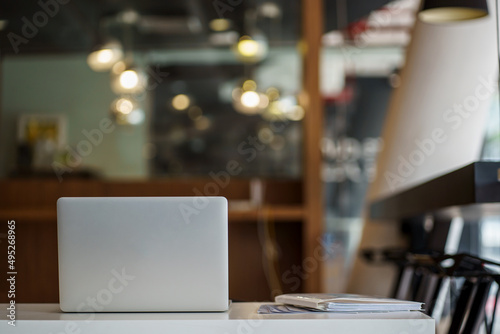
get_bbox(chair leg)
[447,279,475,334]
[461,278,493,334]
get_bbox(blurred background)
[1,2,500,328]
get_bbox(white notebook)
[275,293,423,312]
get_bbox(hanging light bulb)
[266,87,280,101]
[241,91,261,108]
[110,97,145,125]
[119,70,139,89]
[111,66,146,94]
[232,79,271,115]
[87,39,123,72]
[232,35,268,63]
[238,38,260,57]
[242,79,257,91]
[114,97,134,114]
[171,94,191,111]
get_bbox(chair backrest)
[362,250,500,334]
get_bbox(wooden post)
[301,0,324,293]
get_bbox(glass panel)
[149,57,302,178]
[321,0,419,292]
[0,0,302,180]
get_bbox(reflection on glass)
[0,0,303,179]
[172,94,191,111]
[241,91,260,108]
[150,63,302,178]
[87,40,123,72]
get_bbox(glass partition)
[320,0,417,292]
[0,0,303,180]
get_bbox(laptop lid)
[57,196,228,312]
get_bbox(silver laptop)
[57,196,228,312]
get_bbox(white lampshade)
[370,2,497,199]
[418,0,488,23]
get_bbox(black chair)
[361,250,500,334]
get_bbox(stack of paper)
[275,293,424,312]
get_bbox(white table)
[1,302,434,334]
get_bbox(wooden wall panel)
[229,222,302,302]
[0,178,303,303]
[0,219,59,303]
[103,179,251,199]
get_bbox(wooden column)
[301,0,324,292]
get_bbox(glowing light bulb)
[87,41,123,72]
[119,70,139,89]
[172,94,191,111]
[266,87,280,101]
[237,38,260,57]
[233,35,268,63]
[258,93,269,109]
[242,79,257,91]
[241,91,260,108]
[115,98,134,114]
[209,18,231,31]
[96,49,113,63]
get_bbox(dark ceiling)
[0,0,390,55]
